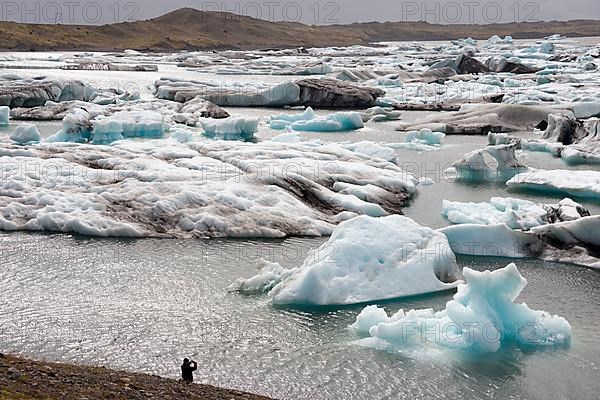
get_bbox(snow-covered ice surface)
[442,197,589,229]
[0,140,417,238]
[351,263,571,353]
[507,169,600,198]
[231,215,461,306]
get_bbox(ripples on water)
[1,232,599,399]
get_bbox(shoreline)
[0,353,274,400]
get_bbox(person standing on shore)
[181,358,197,383]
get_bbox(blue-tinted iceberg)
[10,123,41,145]
[0,106,9,125]
[201,117,259,141]
[92,111,167,144]
[269,107,364,132]
[232,215,461,306]
[352,263,572,353]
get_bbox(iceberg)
[360,106,402,122]
[449,143,527,182]
[342,141,397,162]
[270,131,302,143]
[228,259,295,294]
[269,107,364,132]
[439,217,600,269]
[201,117,259,141]
[240,215,462,306]
[441,197,589,230]
[155,77,384,108]
[91,111,167,145]
[404,129,445,145]
[0,139,418,238]
[0,105,9,125]
[351,263,571,353]
[9,123,41,145]
[169,128,196,143]
[507,170,600,199]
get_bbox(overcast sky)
[2,0,598,25]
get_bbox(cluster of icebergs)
[3,34,600,359]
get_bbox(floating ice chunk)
[91,118,124,144]
[46,108,96,143]
[266,215,461,306]
[439,216,600,268]
[269,107,364,132]
[91,111,167,145]
[486,35,513,45]
[10,123,41,145]
[404,128,445,145]
[440,223,543,258]
[361,106,402,122]
[441,197,588,230]
[342,141,397,162]
[449,144,527,182]
[507,170,600,199]
[169,128,195,143]
[270,131,302,143]
[0,106,9,125]
[228,259,294,294]
[352,263,571,353]
[269,107,317,129]
[201,117,259,141]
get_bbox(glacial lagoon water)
[1,45,600,399]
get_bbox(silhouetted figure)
[181,358,197,383]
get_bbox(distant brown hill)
[0,8,599,51]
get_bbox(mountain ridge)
[0,8,599,51]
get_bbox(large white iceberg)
[507,170,600,199]
[351,263,572,353]
[232,215,461,306]
[269,107,364,132]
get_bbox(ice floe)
[0,140,417,238]
[201,117,260,141]
[440,216,600,269]
[507,170,600,198]
[231,215,461,305]
[155,77,384,108]
[9,123,41,145]
[0,106,9,125]
[351,263,571,353]
[441,197,589,230]
[448,143,527,182]
[269,107,364,132]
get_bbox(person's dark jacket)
[181,360,197,383]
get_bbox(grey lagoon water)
[1,41,600,399]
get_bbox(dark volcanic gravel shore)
[0,353,273,400]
